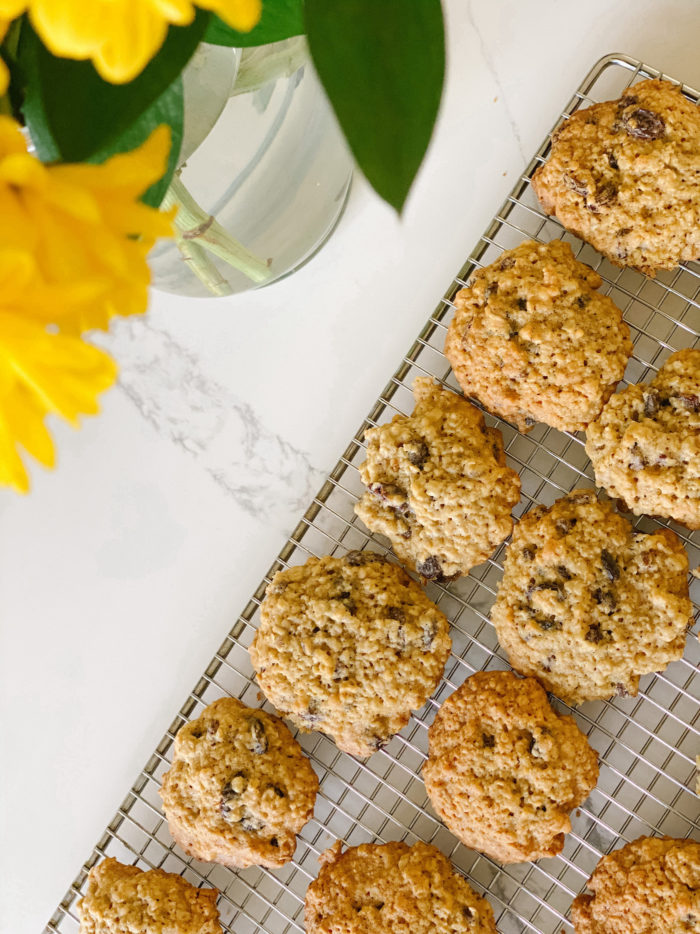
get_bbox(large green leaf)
[90,77,184,208]
[305,0,445,213]
[20,10,208,163]
[205,0,303,47]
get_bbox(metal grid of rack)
[47,52,700,934]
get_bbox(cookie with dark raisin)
[305,840,497,934]
[585,349,700,529]
[422,670,598,864]
[491,490,691,705]
[249,551,451,757]
[354,377,521,581]
[77,858,222,934]
[445,239,632,433]
[571,836,700,933]
[532,79,700,276]
[159,697,318,868]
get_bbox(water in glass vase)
[150,38,353,298]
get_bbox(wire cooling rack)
[48,52,700,934]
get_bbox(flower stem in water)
[163,174,271,292]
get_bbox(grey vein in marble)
[466,0,526,165]
[97,318,325,524]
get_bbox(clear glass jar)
[149,38,353,298]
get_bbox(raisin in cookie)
[77,858,222,934]
[585,349,700,529]
[160,697,318,868]
[249,551,451,758]
[491,489,691,705]
[445,239,632,433]
[423,670,598,864]
[571,836,700,933]
[532,79,700,276]
[354,377,521,581]
[305,840,497,934]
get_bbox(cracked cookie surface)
[532,79,700,276]
[249,551,451,757]
[585,349,700,529]
[160,697,318,868]
[445,239,632,433]
[491,490,691,705]
[305,840,497,934]
[571,835,700,933]
[354,377,521,581]
[423,670,598,863]
[77,858,222,934]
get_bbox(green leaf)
[305,0,445,213]
[20,10,208,164]
[205,0,303,47]
[91,77,184,208]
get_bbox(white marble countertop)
[3,1,700,930]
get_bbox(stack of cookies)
[79,78,700,934]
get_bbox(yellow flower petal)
[0,248,38,299]
[0,151,47,187]
[0,250,111,334]
[41,176,102,224]
[0,414,30,492]
[4,385,56,467]
[55,123,172,195]
[0,309,117,491]
[0,0,25,76]
[153,0,196,21]
[92,1,173,84]
[24,191,130,279]
[0,120,172,332]
[0,188,39,253]
[1,313,117,422]
[29,0,106,57]
[0,114,28,156]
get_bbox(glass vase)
[149,38,354,298]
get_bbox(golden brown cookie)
[571,835,700,932]
[585,349,700,529]
[445,239,632,433]
[77,858,222,934]
[249,551,451,757]
[491,489,691,705]
[532,79,700,276]
[354,377,521,581]
[422,670,599,864]
[305,840,497,934]
[159,697,318,868]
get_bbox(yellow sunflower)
[0,0,262,83]
[0,116,173,333]
[0,118,173,491]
